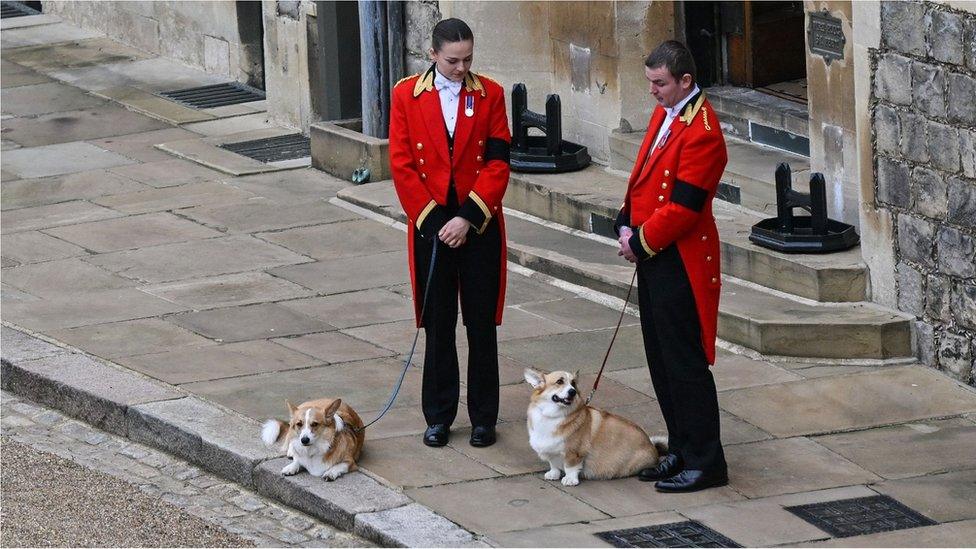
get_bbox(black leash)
[356,239,439,432]
[585,266,638,406]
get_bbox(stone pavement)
[4,15,976,548]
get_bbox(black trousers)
[636,245,726,474]
[412,201,501,428]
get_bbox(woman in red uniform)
[389,18,510,448]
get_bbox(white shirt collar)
[664,84,701,118]
[434,68,462,95]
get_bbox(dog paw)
[281,462,301,476]
[544,469,562,480]
[561,476,579,486]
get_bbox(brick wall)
[871,1,976,384]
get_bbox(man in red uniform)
[389,19,510,448]
[615,40,728,492]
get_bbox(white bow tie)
[435,77,462,94]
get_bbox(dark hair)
[432,18,474,52]
[644,40,696,83]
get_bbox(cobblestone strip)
[0,390,370,548]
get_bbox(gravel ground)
[0,437,255,548]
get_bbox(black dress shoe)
[423,424,449,447]
[638,453,683,482]
[655,469,728,493]
[469,425,496,447]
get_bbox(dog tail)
[649,435,669,455]
[261,419,288,448]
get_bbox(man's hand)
[618,227,637,263]
[439,216,471,248]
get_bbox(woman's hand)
[618,226,637,263]
[439,216,472,248]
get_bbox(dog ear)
[574,369,581,381]
[524,368,546,389]
[286,400,297,416]
[322,399,342,418]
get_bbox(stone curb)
[1,324,477,547]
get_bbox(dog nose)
[300,436,310,445]
[568,388,577,398]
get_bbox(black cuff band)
[457,199,488,231]
[628,231,651,261]
[418,206,450,240]
[485,138,510,164]
[672,179,708,212]
[614,210,630,236]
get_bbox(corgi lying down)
[524,368,667,486]
[261,398,365,481]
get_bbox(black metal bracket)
[510,83,590,173]
[749,163,859,253]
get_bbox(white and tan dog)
[524,368,668,486]
[261,398,365,481]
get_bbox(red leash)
[586,267,638,405]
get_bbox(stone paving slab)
[719,366,976,437]
[794,519,976,547]
[493,307,578,342]
[106,158,227,189]
[0,23,100,50]
[485,510,687,548]
[255,219,404,260]
[47,318,216,360]
[1,325,69,363]
[45,57,228,94]
[1,231,88,264]
[447,422,545,476]
[85,127,201,163]
[269,251,410,295]
[1,59,53,87]
[1,81,108,116]
[117,340,322,385]
[354,503,475,548]
[154,134,294,177]
[168,303,335,343]
[1,169,148,210]
[358,434,501,488]
[91,180,256,214]
[707,351,804,391]
[44,212,222,253]
[1,105,169,147]
[0,142,138,179]
[1,283,41,303]
[724,437,880,498]
[225,169,349,204]
[274,332,396,364]
[0,13,60,30]
[498,327,649,374]
[180,113,278,137]
[1,257,135,297]
[871,469,976,524]
[3,37,150,72]
[406,474,609,534]
[280,289,414,329]
[0,345,182,436]
[180,199,358,234]
[141,272,313,310]
[605,400,773,447]
[516,297,641,332]
[86,234,311,284]
[1,288,187,331]
[813,418,976,479]
[93,85,215,124]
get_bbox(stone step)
[706,85,810,155]
[504,165,867,302]
[336,181,913,362]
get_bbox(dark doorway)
[236,0,265,90]
[312,1,362,121]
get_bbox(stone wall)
[871,1,976,384]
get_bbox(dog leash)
[585,267,638,406]
[355,239,439,433]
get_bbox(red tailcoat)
[618,92,727,364]
[390,66,511,326]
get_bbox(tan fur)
[266,398,365,479]
[525,369,666,483]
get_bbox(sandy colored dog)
[524,368,667,486]
[261,398,365,480]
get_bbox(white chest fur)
[527,407,566,458]
[288,438,333,477]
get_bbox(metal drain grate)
[219,134,310,163]
[595,521,741,548]
[158,82,265,109]
[1,1,41,18]
[785,495,937,538]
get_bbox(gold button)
[478,140,484,146]
[476,170,480,175]
[476,155,483,162]
[421,173,427,180]
[419,158,425,165]
[658,195,665,202]
[416,143,423,150]
[711,277,718,283]
[706,255,712,262]
[701,235,707,241]
[664,169,670,177]
[661,182,668,189]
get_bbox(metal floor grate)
[219,134,310,163]
[158,82,265,109]
[595,521,741,548]
[1,1,41,18]
[785,495,937,538]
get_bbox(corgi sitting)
[524,368,668,486]
[261,398,365,481]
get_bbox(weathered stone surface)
[168,303,334,343]
[899,111,929,163]
[0,326,68,363]
[951,282,976,330]
[929,9,965,65]
[947,176,976,227]
[142,272,312,310]
[269,251,410,294]
[253,458,411,532]
[355,503,475,548]
[0,231,87,265]
[875,53,912,106]
[92,181,256,215]
[939,332,973,383]
[948,72,976,127]
[1,288,186,332]
[966,17,976,72]
[1,200,122,234]
[936,226,976,278]
[927,120,960,173]
[925,274,951,320]
[127,397,278,485]
[44,212,222,253]
[912,166,947,219]
[1,169,147,211]
[1,81,108,117]
[256,219,403,261]
[873,105,900,156]
[911,61,945,119]
[961,130,976,178]
[896,262,925,316]
[273,332,395,364]
[803,520,976,548]
[897,214,935,268]
[914,320,937,366]
[873,469,976,523]
[1,258,133,298]
[878,157,911,209]
[180,199,359,234]
[280,288,414,329]
[358,435,500,488]
[106,158,225,189]
[1,105,168,148]
[48,318,215,360]
[881,1,927,56]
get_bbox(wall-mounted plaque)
[807,9,845,65]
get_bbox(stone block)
[926,121,960,173]
[899,111,929,164]
[939,331,973,383]
[961,130,976,178]
[253,458,412,532]
[877,157,911,208]
[911,62,946,119]
[355,503,475,548]
[1,351,180,436]
[897,262,925,316]
[948,177,976,227]
[926,274,951,321]
[965,18,976,72]
[936,226,976,278]
[0,326,68,363]
[126,397,278,485]
[948,73,976,127]
[881,1,927,56]
[875,53,913,106]
[873,105,900,156]
[204,35,230,76]
[897,214,935,268]
[912,167,947,219]
[915,320,937,366]
[310,121,390,183]
[930,9,965,65]
[952,282,976,331]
